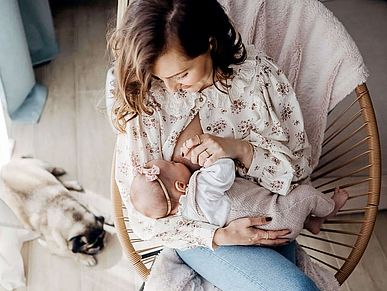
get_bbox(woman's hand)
[212,217,290,248]
[181,134,253,168]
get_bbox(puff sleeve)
[238,54,313,195]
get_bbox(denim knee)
[177,246,319,291]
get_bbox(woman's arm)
[242,55,313,195]
[181,54,312,196]
[128,209,289,250]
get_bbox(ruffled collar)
[148,80,200,116]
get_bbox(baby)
[130,158,348,239]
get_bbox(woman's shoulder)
[232,44,282,78]
[227,44,283,96]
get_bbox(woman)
[107,0,318,289]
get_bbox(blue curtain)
[0,0,58,123]
[18,0,59,65]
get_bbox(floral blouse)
[106,45,312,250]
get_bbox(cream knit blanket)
[144,0,368,290]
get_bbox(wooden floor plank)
[25,241,82,291]
[75,89,115,196]
[32,5,78,176]
[373,211,387,257]
[327,212,387,291]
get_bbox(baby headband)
[134,165,172,216]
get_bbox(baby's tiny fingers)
[181,136,202,157]
[185,135,201,148]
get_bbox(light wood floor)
[3,1,141,291]
[2,0,386,290]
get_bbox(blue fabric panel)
[9,84,47,123]
[18,0,59,66]
[0,0,48,123]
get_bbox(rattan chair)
[111,0,381,286]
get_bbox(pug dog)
[0,158,107,266]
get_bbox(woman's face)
[152,48,213,93]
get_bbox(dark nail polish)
[265,217,272,222]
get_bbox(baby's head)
[130,159,191,219]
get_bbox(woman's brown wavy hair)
[107,0,246,132]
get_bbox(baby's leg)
[305,188,349,234]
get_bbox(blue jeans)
[176,242,319,291]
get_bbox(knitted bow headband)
[134,164,172,216]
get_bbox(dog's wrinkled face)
[69,216,105,255]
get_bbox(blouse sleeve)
[239,55,313,196]
[129,206,219,250]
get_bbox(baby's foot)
[305,188,349,234]
[328,187,349,218]
[304,216,324,234]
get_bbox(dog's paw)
[62,180,84,192]
[78,254,97,266]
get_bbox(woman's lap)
[176,242,318,291]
